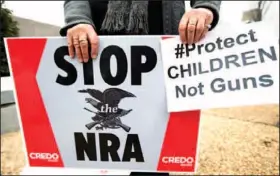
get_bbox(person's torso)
[89,0,163,35]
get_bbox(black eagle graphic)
[78,88,136,132]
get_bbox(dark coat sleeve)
[60,0,94,36]
[191,0,221,30]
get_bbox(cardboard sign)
[4,36,200,173]
[160,22,279,112]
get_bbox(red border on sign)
[6,37,200,171]
[6,38,64,167]
[157,37,201,172]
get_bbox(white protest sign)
[5,36,200,173]
[160,22,279,112]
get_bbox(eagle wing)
[78,88,104,102]
[103,88,136,107]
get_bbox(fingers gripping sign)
[179,8,214,44]
[194,17,205,43]
[187,17,198,44]
[79,34,89,62]
[73,35,83,62]
[66,24,99,63]
[88,31,99,59]
[67,30,74,58]
[178,13,188,44]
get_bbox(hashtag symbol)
[174,44,185,59]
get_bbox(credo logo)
[29,152,59,162]
[162,156,194,167]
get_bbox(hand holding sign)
[179,8,214,44]
[161,22,279,112]
[66,24,99,62]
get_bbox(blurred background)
[1,1,279,175]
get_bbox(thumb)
[205,9,214,25]
[197,8,213,25]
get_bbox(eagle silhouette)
[78,88,136,132]
[78,88,136,110]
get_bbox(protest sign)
[4,36,200,173]
[160,22,279,112]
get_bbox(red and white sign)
[4,36,200,173]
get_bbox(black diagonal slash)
[84,107,94,113]
[174,43,185,59]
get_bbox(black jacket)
[60,0,221,36]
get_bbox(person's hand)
[178,8,213,44]
[67,24,99,63]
